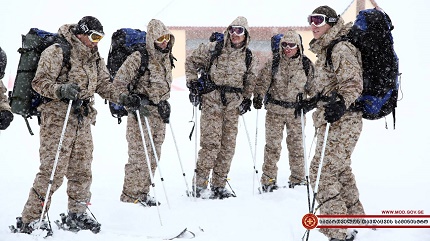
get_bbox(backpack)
[106,28,148,124]
[196,32,252,105]
[9,28,71,135]
[326,8,400,126]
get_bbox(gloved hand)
[186,81,199,94]
[56,83,80,100]
[119,93,141,110]
[189,92,201,107]
[0,110,14,130]
[158,100,171,123]
[324,94,346,123]
[239,98,252,115]
[294,93,320,118]
[252,94,263,109]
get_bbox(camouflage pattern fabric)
[185,16,258,189]
[21,23,124,224]
[121,109,165,200]
[307,17,365,240]
[254,30,314,185]
[0,80,10,112]
[113,19,174,200]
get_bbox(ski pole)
[143,116,170,209]
[37,100,73,231]
[168,120,192,199]
[300,109,311,213]
[253,110,259,195]
[241,115,262,194]
[193,105,198,199]
[304,122,330,241]
[136,110,163,226]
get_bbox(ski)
[54,220,79,233]
[166,228,195,240]
[9,218,53,238]
[147,227,196,240]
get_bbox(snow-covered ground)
[1,0,430,241]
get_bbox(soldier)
[114,19,175,207]
[297,6,365,241]
[253,30,314,192]
[185,16,258,199]
[14,16,138,234]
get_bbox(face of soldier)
[281,42,299,58]
[229,26,246,48]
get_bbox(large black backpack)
[9,28,71,135]
[106,28,149,124]
[326,8,400,126]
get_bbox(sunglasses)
[88,30,104,43]
[155,34,171,44]
[281,42,298,49]
[228,26,245,36]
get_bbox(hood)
[280,29,304,56]
[223,16,251,49]
[146,19,175,54]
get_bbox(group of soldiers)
[1,5,365,241]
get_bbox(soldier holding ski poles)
[296,6,366,241]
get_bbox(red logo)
[302,213,318,230]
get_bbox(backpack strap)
[302,56,311,77]
[325,36,348,70]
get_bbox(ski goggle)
[87,31,104,43]
[228,26,245,36]
[308,14,337,27]
[281,42,298,49]
[155,34,171,44]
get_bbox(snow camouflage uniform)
[185,16,258,195]
[0,47,13,130]
[307,16,365,240]
[115,19,175,204]
[20,22,124,226]
[254,30,314,189]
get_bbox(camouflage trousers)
[261,110,305,185]
[121,112,165,199]
[21,113,93,223]
[193,103,239,189]
[310,112,365,240]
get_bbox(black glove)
[0,110,13,130]
[253,95,263,109]
[324,94,346,123]
[119,93,141,110]
[56,83,80,100]
[294,93,320,118]
[187,81,199,93]
[239,98,252,115]
[158,100,171,123]
[189,93,201,107]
